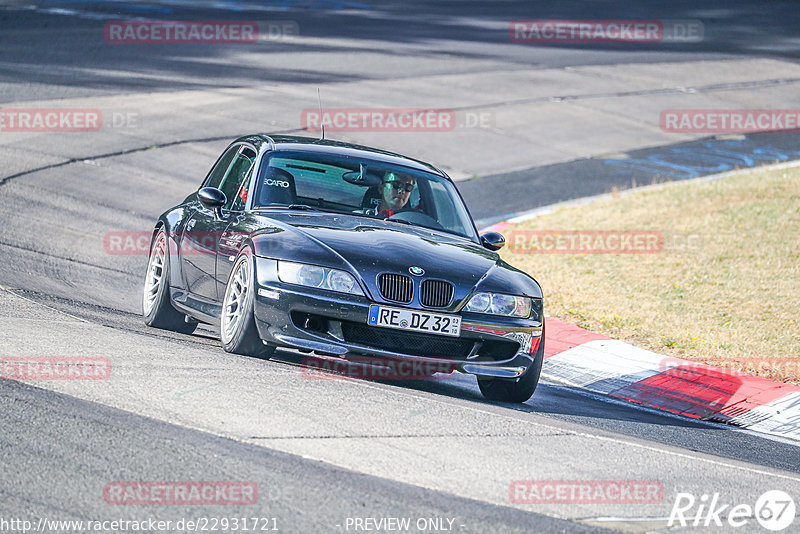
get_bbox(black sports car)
[142,135,545,402]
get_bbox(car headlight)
[464,292,532,318]
[277,261,363,296]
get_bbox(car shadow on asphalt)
[264,349,800,474]
[267,348,713,428]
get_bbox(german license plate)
[367,304,461,337]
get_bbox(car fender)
[153,205,193,291]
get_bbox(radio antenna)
[317,88,325,140]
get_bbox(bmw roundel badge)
[409,266,424,276]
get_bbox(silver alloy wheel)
[143,232,167,315]
[221,256,250,344]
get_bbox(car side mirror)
[480,231,506,251]
[198,187,227,220]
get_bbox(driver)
[377,171,415,218]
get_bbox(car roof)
[237,134,450,180]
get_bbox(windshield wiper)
[384,217,413,225]
[262,204,321,211]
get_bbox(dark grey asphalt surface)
[1,0,799,104]
[1,1,799,533]
[12,286,800,476]
[2,378,610,533]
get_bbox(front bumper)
[253,257,543,380]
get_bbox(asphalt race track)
[1,2,799,533]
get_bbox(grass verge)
[500,164,800,384]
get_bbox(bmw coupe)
[142,135,545,402]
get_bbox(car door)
[179,145,238,300]
[180,145,256,302]
[214,148,260,299]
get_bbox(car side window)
[221,147,257,211]
[203,145,239,189]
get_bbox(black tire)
[142,228,198,335]
[220,251,275,358]
[478,323,545,403]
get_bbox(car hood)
[249,212,542,305]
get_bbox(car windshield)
[252,150,478,239]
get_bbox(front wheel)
[220,251,275,358]
[142,228,198,334]
[478,324,545,403]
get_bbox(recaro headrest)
[259,167,297,206]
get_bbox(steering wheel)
[352,207,377,216]
[387,210,444,231]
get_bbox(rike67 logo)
[669,490,796,531]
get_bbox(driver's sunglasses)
[385,181,414,193]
